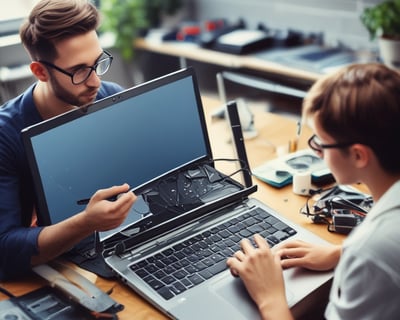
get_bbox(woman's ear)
[30,61,49,82]
[351,144,370,169]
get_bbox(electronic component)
[300,185,373,234]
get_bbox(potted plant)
[100,0,183,60]
[360,0,400,68]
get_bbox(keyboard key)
[134,268,148,278]
[222,239,236,248]
[243,217,257,226]
[210,253,225,263]
[199,269,213,280]
[267,235,280,245]
[248,224,264,233]
[181,278,193,289]
[193,261,207,271]
[161,275,176,285]
[218,230,231,238]
[185,265,198,274]
[220,248,235,257]
[239,229,252,237]
[154,270,167,279]
[144,264,158,273]
[171,281,187,294]
[161,256,178,265]
[157,286,174,300]
[155,260,166,269]
[198,240,209,249]
[188,274,204,285]
[198,249,213,258]
[273,230,289,241]
[172,270,188,280]
[228,225,240,233]
[187,254,200,263]
[286,227,297,236]
[132,206,297,301]
[274,221,289,230]
[164,265,176,274]
[162,248,174,256]
[207,260,227,275]
[145,276,164,290]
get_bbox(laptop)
[22,67,333,319]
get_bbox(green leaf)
[100,0,183,60]
[361,0,400,40]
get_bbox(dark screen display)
[29,73,208,226]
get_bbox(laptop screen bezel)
[22,67,214,226]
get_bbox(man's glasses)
[39,50,113,85]
[308,134,354,155]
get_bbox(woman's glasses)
[308,134,354,155]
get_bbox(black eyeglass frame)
[308,134,355,154]
[39,50,113,85]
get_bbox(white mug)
[292,171,311,196]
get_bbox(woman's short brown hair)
[19,0,100,62]
[303,63,400,174]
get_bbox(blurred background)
[0,0,387,118]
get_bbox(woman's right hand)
[274,240,341,271]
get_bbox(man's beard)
[49,74,98,107]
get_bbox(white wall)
[187,0,383,51]
[0,0,39,21]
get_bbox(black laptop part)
[23,68,212,227]
[99,160,256,255]
[21,67,256,274]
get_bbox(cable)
[299,184,372,234]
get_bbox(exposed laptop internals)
[22,67,333,320]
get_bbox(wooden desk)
[0,96,345,319]
[135,38,321,84]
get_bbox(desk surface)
[135,38,324,83]
[0,96,348,319]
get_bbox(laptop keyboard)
[129,207,297,300]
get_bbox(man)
[227,63,400,319]
[0,0,136,280]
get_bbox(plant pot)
[378,37,400,69]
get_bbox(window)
[0,0,39,22]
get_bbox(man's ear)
[30,61,49,82]
[351,144,370,169]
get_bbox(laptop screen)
[22,68,211,228]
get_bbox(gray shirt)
[325,180,400,319]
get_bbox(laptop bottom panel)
[105,198,333,320]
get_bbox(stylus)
[77,188,136,205]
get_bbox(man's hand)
[84,183,137,231]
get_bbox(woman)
[227,63,400,320]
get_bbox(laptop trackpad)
[212,276,295,319]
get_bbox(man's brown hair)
[303,63,400,174]
[19,0,100,62]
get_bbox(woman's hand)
[226,234,293,320]
[274,239,341,271]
